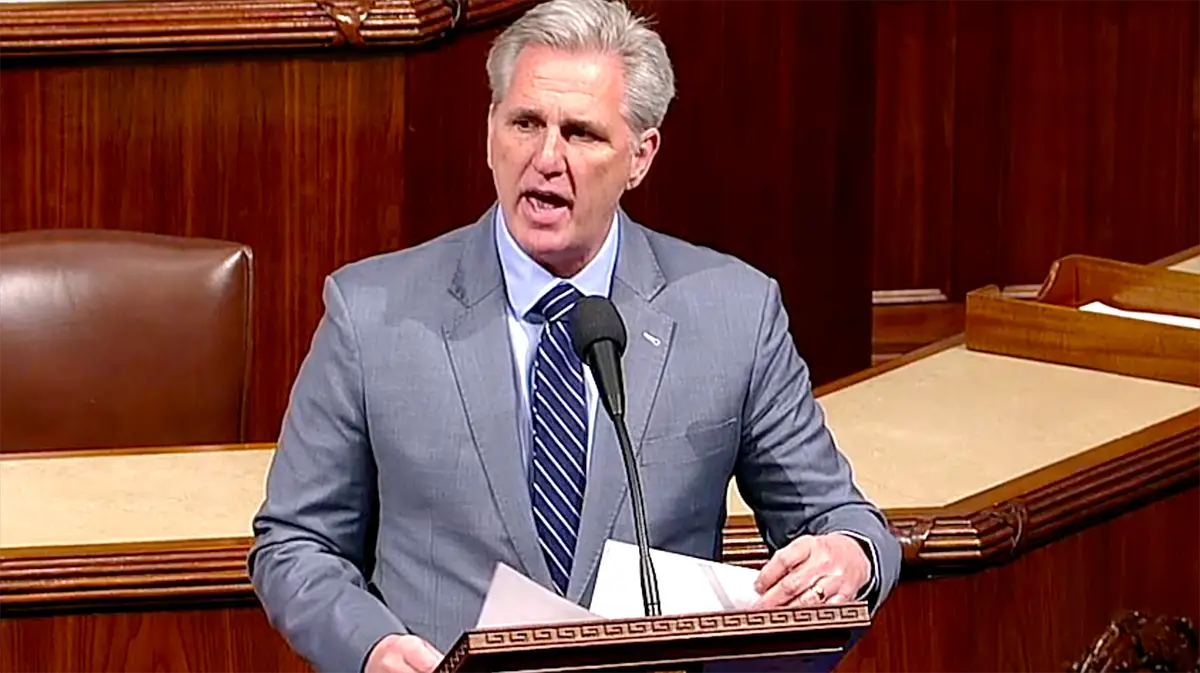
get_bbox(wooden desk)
[4,254,1198,672]
[830,249,1200,671]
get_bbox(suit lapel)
[443,212,551,588]
[568,217,675,603]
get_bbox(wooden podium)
[435,604,871,672]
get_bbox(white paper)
[475,562,599,629]
[1080,301,1200,329]
[588,539,761,618]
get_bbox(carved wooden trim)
[890,413,1199,575]
[436,605,871,673]
[0,544,252,608]
[0,0,539,58]
[469,605,869,648]
[3,389,1195,611]
[720,518,768,569]
[4,410,1193,612]
[872,288,949,305]
[1072,611,1200,673]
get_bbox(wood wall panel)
[0,2,875,442]
[1190,0,1200,250]
[1002,1,1187,283]
[837,485,1200,672]
[400,26,505,245]
[945,0,1009,302]
[624,0,875,384]
[872,1,955,293]
[874,0,1199,299]
[0,604,311,673]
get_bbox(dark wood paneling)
[400,26,505,244]
[872,1,955,293]
[837,486,1200,672]
[1002,0,1198,283]
[948,0,1010,300]
[875,0,1199,298]
[871,301,963,365]
[0,603,311,673]
[1190,0,1200,249]
[623,0,875,384]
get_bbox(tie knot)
[529,282,583,323]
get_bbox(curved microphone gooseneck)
[569,296,661,617]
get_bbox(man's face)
[488,44,660,277]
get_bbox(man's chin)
[514,231,586,276]
[513,223,570,252]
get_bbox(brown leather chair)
[0,229,253,452]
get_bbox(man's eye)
[513,118,537,131]
[565,128,597,142]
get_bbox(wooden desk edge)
[1154,245,1200,268]
[4,407,1195,611]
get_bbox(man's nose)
[531,128,566,175]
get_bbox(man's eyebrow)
[561,117,608,137]
[505,107,607,136]
[506,106,543,120]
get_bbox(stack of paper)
[475,540,761,628]
[1079,301,1200,329]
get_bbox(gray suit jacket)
[249,207,901,673]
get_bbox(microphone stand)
[610,410,661,617]
[573,299,661,620]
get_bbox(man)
[249,1,901,671]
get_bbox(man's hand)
[751,533,869,608]
[365,634,444,673]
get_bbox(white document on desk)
[475,562,599,628]
[1079,301,1200,329]
[588,539,762,618]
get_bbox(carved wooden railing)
[0,0,541,58]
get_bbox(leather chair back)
[0,230,253,452]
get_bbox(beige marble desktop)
[0,448,273,550]
[4,255,1198,550]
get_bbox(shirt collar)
[494,205,620,321]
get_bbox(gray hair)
[486,0,676,136]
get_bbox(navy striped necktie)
[527,282,587,594]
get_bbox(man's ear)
[486,105,496,170]
[627,128,661,190]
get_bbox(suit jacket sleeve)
[248,275,407,673]
[733,278,902,608]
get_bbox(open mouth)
[521,189,572,213]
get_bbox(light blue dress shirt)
[494,207,620,466]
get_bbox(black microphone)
[570,296,661,618]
